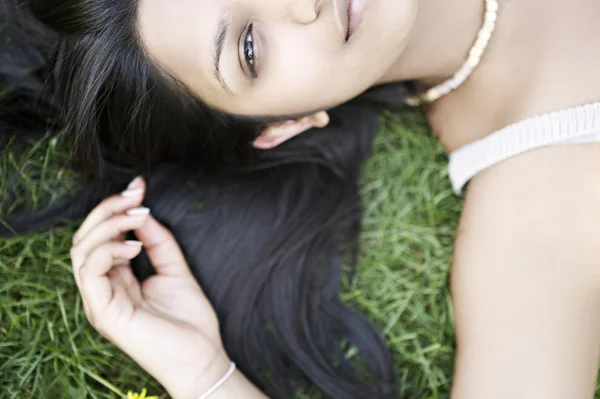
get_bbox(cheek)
[241,41,361,115]
[260,58,354,114]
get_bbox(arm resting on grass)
[450,143,600,399]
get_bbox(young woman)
[3,0,600,398]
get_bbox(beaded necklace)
[405,0,499,107]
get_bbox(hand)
[70,177,231,399]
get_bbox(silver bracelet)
[197,361,237,399]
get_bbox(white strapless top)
[448,102,600,195]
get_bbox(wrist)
[167,351,232,399]
[181,369,269,399]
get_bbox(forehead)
[137,0,225,101]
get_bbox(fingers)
[134,215,191,277]
[70,178,152,333]
[70,209,150,272]
[72,176,145,245]
[78,241,143,315]
[107,263,142,305]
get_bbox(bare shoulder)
[459,142,600,280]
[451,142,600,399]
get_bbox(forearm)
[450,144,600,399]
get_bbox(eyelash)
[242,23,259,79]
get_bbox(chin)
[361,0,417,45]
[353,0,417,76]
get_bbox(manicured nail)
[125,240,143,247]
[121,187,144,198]
[127,176,144,190]
[126,207,150,216]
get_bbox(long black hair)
[0,0,410,397]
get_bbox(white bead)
[424,89,441,102]
[469,46,484,58]
[482,20,496,34]
[485,11,497,23]
[474,37,488,50]
[454,66,471,82]
[439,83,453,94]
[478,29,492,42]
[486,0,499,13]
[467,56,481,67]
[404,96,421,107]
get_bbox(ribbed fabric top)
[448,102,600,195]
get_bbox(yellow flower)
[126,388,159,399]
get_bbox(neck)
[380,0,600,152]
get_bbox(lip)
[333,0,369,42]
[333,0,350,39]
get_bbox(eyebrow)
[213,11,233,94]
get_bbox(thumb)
[134,215,191,277]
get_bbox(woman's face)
[138,0,417,117]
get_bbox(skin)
[137,0,417,147]
[137,0,417,116]
[70,0,600,397]
[70,178,268,399]
[451,143,600,399]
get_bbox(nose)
[289,0,321,24]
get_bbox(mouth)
[334,0,368,42]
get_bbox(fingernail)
[127,176,144,190]
[126,207,150,216]
[125,240,143,247]
[121,187,144,198]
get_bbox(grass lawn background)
[2,108,593,398]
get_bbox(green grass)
[0,109,460,399]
